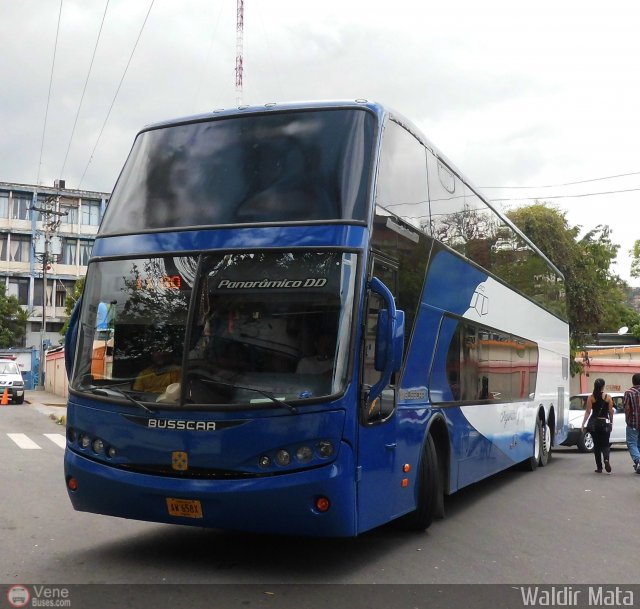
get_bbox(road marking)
[7,433,41,449]
[44,433,66,449]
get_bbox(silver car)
[562,392,625,452]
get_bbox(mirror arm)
[367,278,396,403]
[65,296,82,379]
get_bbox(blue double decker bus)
[64,100,569,536]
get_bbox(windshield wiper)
[89,386,155,415]
[199,377,298,414]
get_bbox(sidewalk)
[24,389,68,419]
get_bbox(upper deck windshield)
[71,250,358,408]
[100,108,375,234]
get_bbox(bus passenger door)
[357,259,402,532]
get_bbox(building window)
[61,205,78,225]
[47,322,64,333]
[33,279,54,307]
[10,194,32,220]
[8,277,29,305]
[8,235,31,262]
[0,234,7,260]
[81,201,101,226]
[55,280,74,307]
[79,240,93,265]
[61,238,78,265]
[0,192,8,218]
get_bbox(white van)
[0,359,25,404]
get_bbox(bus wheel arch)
[428,416,449,517]
[398,417,448,530]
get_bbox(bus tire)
[539,419,551,467]
[398,434,440,531]
[520,417,542,471]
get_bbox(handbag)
[596,419,612,434]
[587,417,611,434]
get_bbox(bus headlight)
[80,435,91,449]
[295,445,313,463]
[316,440,334,459]
[275,449,291,466]
[92,439,105,454]
[258,455,271,468]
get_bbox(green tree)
[0,283,28,348]
[506,202,638,368]
[631,240,640,279]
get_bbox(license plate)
[166,498,203,519]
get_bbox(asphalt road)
[1,402,638,606]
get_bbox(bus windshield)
[71,250,358,407]
[100,109,375,234]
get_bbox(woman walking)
[582,378,615,473]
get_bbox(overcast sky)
[1,0,638,285]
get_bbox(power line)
[480,171,640,190]
[255,2,286,102]
[489,187,640,203]
[59,0,110,180]
[382,184,640,208]
[78,0,155,189]
[37,0,64,186]
[193,1,226,109]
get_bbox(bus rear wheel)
[539,420,551,466]
[520,417,544,471]
[398,434,441,531]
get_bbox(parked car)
[0,359,25,404]
[563,392,625,452]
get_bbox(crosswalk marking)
[44,433,66,449]
[5,433,66,450]
[7,433,42,449]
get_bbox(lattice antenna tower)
[235,0,244,105]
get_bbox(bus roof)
[131,99,563,281]
[138,99,387,132]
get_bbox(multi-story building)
[0,180,108,354]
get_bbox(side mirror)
[367,277,405,405]
[374,308,405,374]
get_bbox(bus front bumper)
[64,445,357,537]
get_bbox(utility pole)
[235,0,244,105]
[31,195,66,389]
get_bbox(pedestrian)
[581,378,615,473]
[623,372,640,473]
